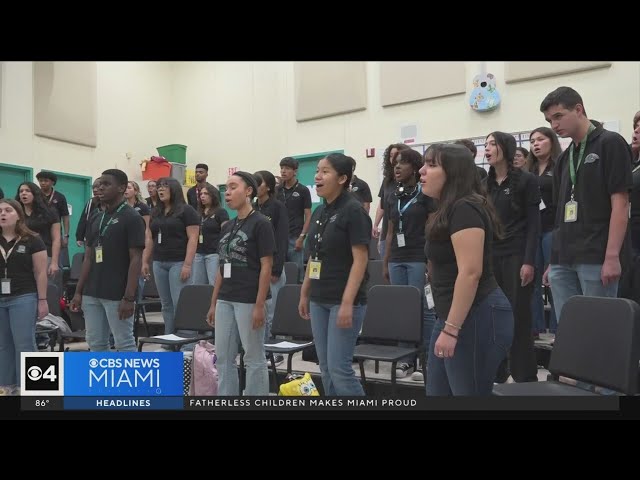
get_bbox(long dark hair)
[151,177,186,217]
[427,144,502,241]
[527,127,562,174]
[254,170,277,198]
[485,131,523,218]
[197,183,221,215]
[0,198,38,239]
[15,181,57,222]
[382,143,410,186]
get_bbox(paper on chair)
[154,334,189,341]
[266,341,313,349]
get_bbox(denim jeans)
[153,260,192,335]
[83,295,136,352]
[215,300,269,396]
[309,302,366,396]
[549,263,619,322]
[532,231,557,334]
[287,237,304,283]
[0,293,38,386]
[264,271,287,342]
[192,253,220,286]
[426,288,514,396]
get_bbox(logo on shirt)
[585,153,600,164]
[502,188,511,195]
[17,245,26,254]
[219,230,249,267]
[292,192,300,197]
[351,186,359,192]
[329,214,338,223]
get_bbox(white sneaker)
[411,370,424,382]
[395,363,413,378]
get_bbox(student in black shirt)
[383,148,437,379]
[277,157,312,282]
[193,184,229,285]
[421,144,513,396]
[373,143,410,257]
[76,179,101,247]
[36,171,70,248]
[254,170,289,351]
[346,157,373,213]
[299,153,371,396]
[206,171,275,396]
[70,170,146,352]
[16,182,61,279]
[125,181,152,303]
[145,180,159,209]
[143,177,199,336]
[527,127,562,337]
[484,131,540,383]
[540,87,632,322]
[0,199,49,395]
[186,163,220,211]
[630,111,640,256]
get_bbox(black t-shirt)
[387,190,434,263]
[306,191,372,305]
[0,235,46,297]
[630,160,640,250]
[532,162,556,233]
[350,176,373,205]
[43,190,70,220]
[197,207,230,255]
[187,184,220,211]
[25,207,60,257]
[217,210,275,304]
[132,201,150,217]
[378,181,397,239]
[76,199,101,242]
[552,125,633,264]
[276,181,312,237]
[255,197,289,277]
[485,169,540,265]
[149,204,200,262]
[477,166,488,181]
[426,199,498,321]
[84,204,146,301]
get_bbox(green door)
[293,150,343,213]
[0,163,33,199]
[49,171,92,260]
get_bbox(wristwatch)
[299,233,307,238]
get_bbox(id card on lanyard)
[309,207,333,280]
[0,237,21,294]
[397,190,420,247]
[96,202,126,263]
[222,210,254,279]
[565,123,595,223]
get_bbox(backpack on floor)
[189,340,218,396]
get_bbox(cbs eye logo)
[24,357,59,391]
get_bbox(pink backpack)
[189,341,218,396]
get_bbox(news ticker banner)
[19,353,620,411]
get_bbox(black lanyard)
[280,181,299,205]
[226,209,254,256]
[98,202,127,241]
[312,206,334,260]
[0,237,21,278]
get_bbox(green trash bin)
[157,144,187,165]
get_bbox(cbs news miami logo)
[20,352,65,396]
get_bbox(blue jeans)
[388,262,436,363]
[83,296,136,352]
[153,261,192,335]
[309,302,366,396]
[532,231,557,334]
[548,263,619,322]
[192,253,220,286]
[427,288,513,395]
[264,271,287,342]
[287,237,304,283]
[215,300,268,396]
[0,293,37,386]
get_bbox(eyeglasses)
[157,182,170,189]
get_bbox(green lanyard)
[98,202,127,239]
[568,123,596,199]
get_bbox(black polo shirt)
[76,199,101,242]
[150,205,200,262]
[217,210,275,304]
[387,190,434,263]
[25,207,60,257]
[532,162,556,233]
[350,176,373,205]
[0,235,46,297]
[276,181,312,237]
[631,160,640,251]
[306,190,372,305]
[83,203,146,301]
[551,125,633,264]
[197,207,229,255]
[255,197,289,277]
[187,184,220,211]
[43,190,69,220]
[378,181,397,239]
[485,169,540,265]
[132,201,150,217]
[426,199,498,321]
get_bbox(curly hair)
[382,143,410,187]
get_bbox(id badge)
[1,278,11,295]
[223,262,231,278]
[199,234,204,244]
[397,233,406,248]
[424,283,435,310]
[564,200,578,223]
[539,199,546,211]
[157,232,162,244]
[309,260,322,280]
[95,246,103,263]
